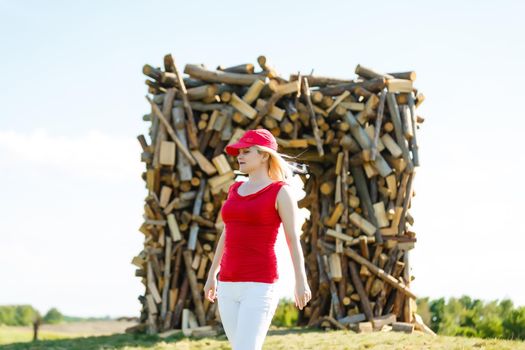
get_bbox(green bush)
[415,296,524,340]
[272,298,298,327]
[502,306,525,340]
[0,305,40,326]
[43,307,64,324]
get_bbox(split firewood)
[132,54,426,335]
[164,54,199,149]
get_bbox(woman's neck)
[246,168,272,184]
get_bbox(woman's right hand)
[203,275,218,303]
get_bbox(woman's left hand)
[294,280,312,310]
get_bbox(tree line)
[2,295,524,340]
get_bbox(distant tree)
[458,295,474,310]
[429,297,445,332]
[16,305,39,326]
[439,296,481,337]
[0,305,39,326]
[474,300,503,338]
[0,306,16,325]
[502,306,525,340]
[499,298,514,319]
[43,307,64,324]
[478,313,504,338]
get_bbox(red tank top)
[218,180,286,283]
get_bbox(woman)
[203,128,312,350]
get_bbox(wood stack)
[129,53,428,335]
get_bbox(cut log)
[184,64,265,86]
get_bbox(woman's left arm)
[277,185,312,310]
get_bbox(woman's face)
[237,146,268,173]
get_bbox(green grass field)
[1,324,525,350]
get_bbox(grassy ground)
[1,322,524,350]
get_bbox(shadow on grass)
[268,326,323,336]
[0,332,188,350]
[0,327,322,350]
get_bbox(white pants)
[217,280,280,350]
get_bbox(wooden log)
[326,91,350,114]
[217,63,255,74]
[386,93,413,172]
[191,150,217,176]
[392,322,415,333]
[188,180,206,250]
[355,64,394,80]
[349,212,376,236]
[256,98,285,121]
[348,260,373,322]
[302,77,324,156]
[273,80,300,95]
[172,106,193,181]
[160,237,172,321]
[242,80,266,104]
[172,100,227,112]
[388,71,416,81]
[312,315,347,330]
[370,89,387,161]
[146,96,197,166]
[324,202,344,228]
[414,313,437,336]
[407,92,420,166]
[386,79,413,93]
[325,229,376,245]
[381,133,403,158]
[349,321,373,333]
[340,101,365,111]
[256,55,279,78]
[349,165,383,244]
[247,91,282,129]
[182,250,206,326]
[230,93,257,119]
[184,64,265,86]
[319,78,386,96]
[143,64,162,81]
[345,111,392,177]
[320,252,344,319]
[164,55,199,149]
[152,89,175,170]
[373,202,389,228]
[159,141,175,166]
[186,84,217,101]
[290,73,353,87]
[344,247,416,299]
[337,313,366,325]
[397,170,416,236]
[372,313,397,330]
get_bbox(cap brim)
[225,141,253,156]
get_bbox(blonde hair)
[252,145,308,183]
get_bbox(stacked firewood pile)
[127,53,432,336]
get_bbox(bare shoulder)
[277,181,290,190]
[275,182,293,210]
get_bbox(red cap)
[225,128,278,156]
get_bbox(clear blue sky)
[1,0,524,318]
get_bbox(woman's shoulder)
[275,180,291,194]
[276,180,289,187]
